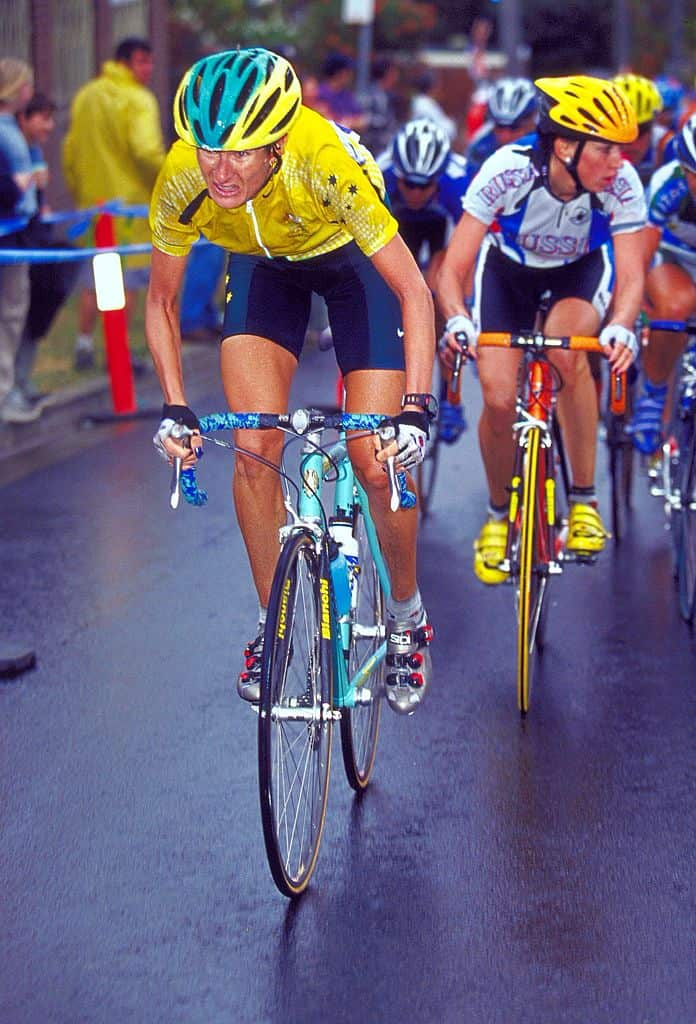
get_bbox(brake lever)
[376,424,401,511]
[168,424,193,511]
[170,457,182,510]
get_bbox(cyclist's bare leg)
[643,263,694,383]
[476,346,521,507]
[343,368,418,602]
[546,298,600,489]
[220,335,297,607]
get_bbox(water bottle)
[328,543,351,618]
[329,517,360,611]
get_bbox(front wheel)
[516,427,550,715]
[340,499,384,791]
[258,531,333,897]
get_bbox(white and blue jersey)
[646,160,696,273]
[462,137,646,269]
[378,150,470,265]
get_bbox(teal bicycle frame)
[295,427,391,709]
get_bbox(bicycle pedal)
[562,550,597,565]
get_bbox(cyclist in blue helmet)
[379,118,470,443]
[465,76,538,176]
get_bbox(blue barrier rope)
[0,242,153,265]
[0,200,150,238]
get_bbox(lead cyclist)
[145,48,436,715]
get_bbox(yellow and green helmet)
[173,48,302,151]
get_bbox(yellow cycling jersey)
[149,105,398,261]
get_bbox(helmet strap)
[550,137,587,197]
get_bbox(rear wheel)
[258,531,333,897]
[416,431,441,519]
[417,362,446,519]
[516,428,550,715]
[340,499,384,791]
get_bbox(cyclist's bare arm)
[370,232,435,397]
[146,246,197,463]
[435,213,488,365]
[642,224,662,270]
[436,213,487,321]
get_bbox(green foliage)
[171,0,438,73]
[171,0,696,82]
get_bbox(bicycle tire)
[677,421,696,624]
[416,425,442,519]
[258,530,333,897]
[608,433,634,543]
[605,368,635,544]
[516,427,549,715]
[340,500,384,791]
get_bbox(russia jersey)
[646,160,696,265]
[462,137,646,268]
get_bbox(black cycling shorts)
[473,242,614,331]
[221,241,404,374]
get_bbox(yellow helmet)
[173,48,302,151]
[612,73,663,126]
[535,75,638,144]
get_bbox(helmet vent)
[234,67,260,114]
[209,75,226,128]
[271,97,300,136]
[242,87,281,139]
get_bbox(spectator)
[466,15,494,89]
[0,57,38,425]
[10,93,80,407]
[410,69,457,142]
[360,57,400,157]
[316,53,366,131]
[62,36,165,371]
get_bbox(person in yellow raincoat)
[62,37,164,370]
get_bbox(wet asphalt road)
[0,347,694,1024]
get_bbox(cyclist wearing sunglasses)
[378,118,470,440]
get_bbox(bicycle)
[417,347,468,520]
[477,330,624,715]
[169,408,412,896]
[602,354,636,544]
[646,317,696,625]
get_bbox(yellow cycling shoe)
[566,503,610,554]
[473,518,509,584]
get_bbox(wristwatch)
[401,392,438,421]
